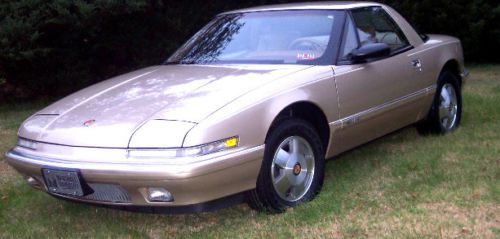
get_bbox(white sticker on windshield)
[297,53,316,60]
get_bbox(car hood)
[21,64,311,148]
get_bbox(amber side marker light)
[225,137,238,148]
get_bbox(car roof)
[221,1,383,15]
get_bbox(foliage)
[379,0,500,62]
[0,0,498,101]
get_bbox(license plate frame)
[42,168,85,197]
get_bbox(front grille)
[53,183,132,203]
[84,184,132,203]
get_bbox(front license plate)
[42,168,84,196]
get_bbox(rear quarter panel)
[384,4,465,86]
[410,35,464,87]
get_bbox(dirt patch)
[417,202,500,239]
[442,152,460,163]
[335,202,500,238]
[0,161,8,173]
[0,161,16,178]
[291,218,343,238]
[384,143,408,154]
[0,161,19,193]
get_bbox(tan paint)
[6,2,467,207]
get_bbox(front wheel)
[417,71,462,134]
[247,119,325,213]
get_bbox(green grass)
[1,65,499,238]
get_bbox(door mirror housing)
[351,43,391,63]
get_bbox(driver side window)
[340,6,410,61]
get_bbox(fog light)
[147,188,173,202]
[24,176,41,189]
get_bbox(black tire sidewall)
[429,71,462,133]
[257,119,325,211]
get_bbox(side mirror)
[351,43,391,63]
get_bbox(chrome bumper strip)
[5,145,264,175]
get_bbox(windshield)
[166,10,343,65]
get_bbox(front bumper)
[5,144,264,207]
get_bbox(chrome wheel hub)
[438,83,458,130]
[271,136,315,202]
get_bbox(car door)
[330,6,426,155]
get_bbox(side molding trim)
[329,84,437,131]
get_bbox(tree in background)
[0,0,498,102]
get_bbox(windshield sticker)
[297,53,316,60]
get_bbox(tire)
[247,118,325,213]
[417,70,462,134]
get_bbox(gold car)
[6,2,468,213]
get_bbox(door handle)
[411,59,422,71]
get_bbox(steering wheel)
[289,40,323,51]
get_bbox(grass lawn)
[0,65,499,238]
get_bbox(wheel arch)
[441,59,462,88]
[265,101,330,154]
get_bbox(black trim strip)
[51,190,247,214]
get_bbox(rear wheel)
[417,71,462,134]
[247,119,325,213]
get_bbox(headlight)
[127,136,239,159]
[17,138,38,150]
[128,120,196,148]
